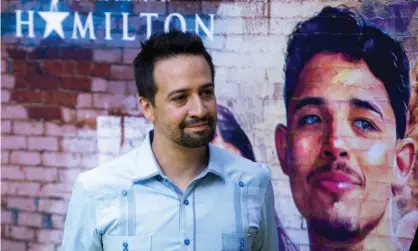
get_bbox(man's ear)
[139,96,155,122]
[275,124,290,176]
[392,137,417,193]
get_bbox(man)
[274,6,417,251]
[61,30,278,251]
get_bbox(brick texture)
[1,1,417,250]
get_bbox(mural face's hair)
[284,5,411,139]
[132,30,215,106]
[216,105,256,162]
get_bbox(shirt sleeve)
[253,165,280,251]
[61,177,103,251]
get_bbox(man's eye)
[353,119,377,132]
[172,95,186,102]
[298,115,322,126]
[202,89,214,97]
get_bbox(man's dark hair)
[133,30,215,106]
[284,6,410,138]
[216,105,256,162]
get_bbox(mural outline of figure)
[212,104,256,162]
[274,5,417,251]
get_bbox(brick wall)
[1,0,417,250]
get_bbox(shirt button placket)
[240,238,245,250]
[181,192,192,251]
[122,241,128,251]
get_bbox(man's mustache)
[306,161,364,186]
[180,116,215,128]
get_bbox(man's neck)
[151,132,209,191]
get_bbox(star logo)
[38,0,69,39]
[38,12,69,38]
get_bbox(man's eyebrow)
[200,83,215,89]
[167,88,189,98]
[294,97,325,112]
[350,98,383,118]
[166,83,214,98]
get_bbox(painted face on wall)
[275,53,415,242]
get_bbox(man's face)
[144,54,217,148]
[276,53,399,241]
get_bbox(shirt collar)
[132,130,226,182]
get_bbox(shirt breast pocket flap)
[103,235,151,251]
[222,233,255,251]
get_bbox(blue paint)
[41,213,53,229]
[10,208,19,224]
[33,197,40,209]
[7,60,13,74]
[95,1,133,14]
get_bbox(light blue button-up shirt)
[61,131,279,251]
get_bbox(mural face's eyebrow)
[350,98,383,118]
[294,97,325,112]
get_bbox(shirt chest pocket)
[102,235,151,251]
[195,232,256,251]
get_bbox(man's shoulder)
[210,144,272,188]
[75,147,140,196]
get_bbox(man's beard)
[176,115,216,148]
[310,217,360,242]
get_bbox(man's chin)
[178,131,215,148]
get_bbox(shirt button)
[183,199,189,205]
[121,190,127,196]
[240,239,244,244]
[239,181,244,187]
[184,239,190,245]
[123,242,128,247]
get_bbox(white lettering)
[15,10,35,38]
[72,12,96,39]
[195,14,214,41]
[122,13,135,41]
[105,12,112,40]
[164,13,186,33]
[140,13,159,39]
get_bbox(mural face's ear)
[392,137,417,194]
[275,124,289,176]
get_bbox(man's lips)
[185,122,208,129]
[311,172,362,194]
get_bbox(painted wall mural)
[1,0,417,250]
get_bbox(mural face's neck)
[307,203,394,251]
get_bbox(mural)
[1,0,417,250]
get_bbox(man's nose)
[320,120,350,161]
[189,96,208,118]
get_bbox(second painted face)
[276,53,399,241]
[150,54,217,148]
